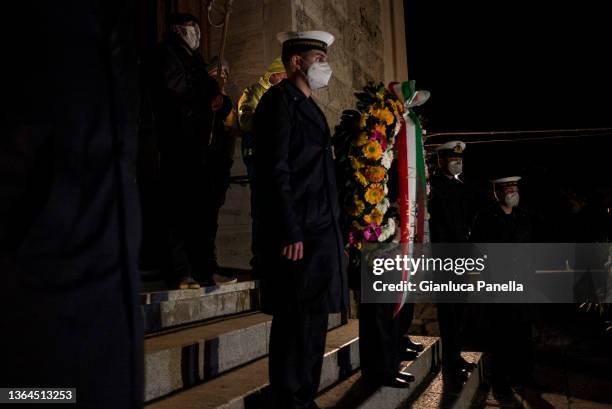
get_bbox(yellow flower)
[354,171,368,187]
[348,197,365,217]
[365,184,385,204]
[390,100,404,118]
[362,140,382,161]
[363,208,384,225]
[350,156,364,170]
[373,123,387,137]
[354,132,369,147]
[376,90,385,101]
[359,113,369,129]
[364,166,386,183]
[370,107,395,126]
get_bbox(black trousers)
[269,312,329,409]
[359,303,400,380]
[488,304,533,380]
[397,303,415,350]
[163,153,232,283]
[437,303,465,366]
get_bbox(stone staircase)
[142,278,486,409]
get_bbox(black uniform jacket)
[471,203,535,285]
[252,80,348,315]
[471,203,534,243]
[429,172,480,243]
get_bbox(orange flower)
[370,107,394,126]
[364,166,386,183]
[363,208,384,225]
[362,140,382,161]
[374,123,387,137]
[365,184,385,204]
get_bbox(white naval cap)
[277,31,335,52]
[436,140,466,157]
[491,176,522,186]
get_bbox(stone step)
[146,319,360,409]
[315,335,441,409]
[144,311,347,402]
[141,278,257,305]
[142,280,260,333]
[408,352,485,409]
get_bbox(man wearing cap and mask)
[471,176,532,242]
[252,31,347,409]
[151,13,235,289]
[471,176,535,390]
[429,141,479,380]
[237,57,287,275]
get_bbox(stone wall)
[293,0,385,130]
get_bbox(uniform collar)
[282,79,308,101]
[281,80,330,136]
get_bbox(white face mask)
[447,160,463,176]
[180,25,200,50]
[303,61,332,90]
[504,192,520,208]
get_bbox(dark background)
[405,0,612,243]
[404,0,612,131]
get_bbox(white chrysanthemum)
[393,120,401,137]
[378,217,396,242]
[381,150,394,169]
[376,198,390,214]
[383,183,389,196]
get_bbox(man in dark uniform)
[471,176,535,390]
[1,1,143,407]
[238,57,286,276]
[152,13,235,289]
[429,141,478,380]
[252,30,348,409]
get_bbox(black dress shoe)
[403,337,425,352]
[397,370,415,382]
[401,349,419,361]
[380,377,412,388]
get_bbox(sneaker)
[213,272,238,285]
